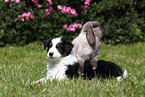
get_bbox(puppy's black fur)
[60,39,74,56]
[95,60,123,79]
[65,61,94,80]
[65,60,123,80]
[44,37,52,50]
[83,60,95,79]
[65,63,79,79]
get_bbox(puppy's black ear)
[43,37,52,50]
[61,39,74,56]
[86,27,95,45]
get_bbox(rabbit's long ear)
[86,27,95,45]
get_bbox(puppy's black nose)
[49,52,53,56]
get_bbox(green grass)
[0,42,145,97]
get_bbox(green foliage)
[88,0,145,44]
[0,0,145,46]
[0,42,145,96]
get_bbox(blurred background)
[0,0,144,46]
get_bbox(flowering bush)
[0,0,144,46]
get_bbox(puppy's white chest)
[47,63,67,80]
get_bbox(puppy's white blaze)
[117,69,128,81]
[47,38,62,58]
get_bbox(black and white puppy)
[33,37,78,84]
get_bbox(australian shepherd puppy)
[32,37,78,84]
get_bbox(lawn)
[0,42,145,97]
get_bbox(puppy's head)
[44,37,73,59]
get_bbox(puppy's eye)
[56,43,60,48]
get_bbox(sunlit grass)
[0,42,145,97]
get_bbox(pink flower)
[67,7,71,11]
[84,5,88,9]
[84,0,91,5]
[73,23,77,28]
[66,7,71,14]
[70,8,78,16]
[44,6,53,17]
[30,15,34,19]
[47,6,53,14]
[18,15,21,18]
[11,0,14,1]
[45,9,49,13]
[47,0,52,5]
[63,6,67,9]
[63,24,68,29]
[70,9,76,14]
[22,13,28,17]
[47,0,51,2]
[74,13,78,16]
[63,6,70,14]
[68,24,73,28]
[32,0,38,4]
[32,0,42,8]
[27,12,31,16]
[68,28,76,32]
[4,0,9,2]
[83,6,88,12]
[37,4,41,8]
[15,0,20,3]
[21,18,25,22]
[62,6,67,13]
[57,5,62,10]
[49,2,53,5]
[72,23,82,28]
